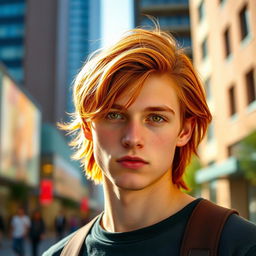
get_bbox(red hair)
[60,28,212,190]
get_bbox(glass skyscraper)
[66,0,90,114]
[0,0,26,84]
[135,0,192,57]
[66,0,101,115]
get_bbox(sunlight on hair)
[58,26,212,190]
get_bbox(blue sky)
[101,0,134,47]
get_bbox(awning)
[196,156,239,184]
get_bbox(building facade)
[0,0,26,84]
[0,0,101,225]
[189,0,256,221]
[135,0,192,57]
[0,64,41,220]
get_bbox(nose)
[121,120,144,149]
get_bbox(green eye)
[106,112,123,120]
[149,115,165,123]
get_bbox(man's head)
[17,207,25,216]
[63,28,212,190]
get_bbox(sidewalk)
[0,235,56,256]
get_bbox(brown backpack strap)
[180,199,238,256]
[60,215,100,256]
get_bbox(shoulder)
[42,233,75,256]
[219,213,256,255]
[223,214,256,239]
[11,216,18,224]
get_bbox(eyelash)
[106,112,124,120]
[147,114,166,123]
[105,112,168,124]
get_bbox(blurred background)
[0,0,255,254]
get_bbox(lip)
[116,156,149,170]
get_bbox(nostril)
[121,136,143,149]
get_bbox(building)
[0,0,101,224]
[0,63,41,219]
[189,0,256,220]
[135,0,192,57]
[0,0,25,85]
[66,0,101,115]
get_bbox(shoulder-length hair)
[60,28,212,190]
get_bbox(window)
[0,24,24,38]
[141,0,188,7]
[201,37,208,60]
[207,123,214,141]
[0,3,25,17]
[204,77,211,99]
[227,142,240,157]
[239,5,250,41]
[0,46,24,60]
[245,69,256,105]
[228,85,236,116]
[223,27,231,57]
[198,1,205,22]
[142,15,190,28]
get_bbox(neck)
[101,175,195,233]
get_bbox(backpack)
[60,199,238,256]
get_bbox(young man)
[44,28,256,255]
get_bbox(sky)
[101,0,134,48]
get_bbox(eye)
[147,114,166,123]
[106,112,123,120]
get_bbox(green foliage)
[183,156,202,195]
[236,131,256,184]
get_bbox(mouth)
[116,156,149,169]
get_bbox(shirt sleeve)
[219,214,256,255]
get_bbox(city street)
[0,235,56,256]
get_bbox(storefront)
[0,65,41,220]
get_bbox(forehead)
[114,73,180,113]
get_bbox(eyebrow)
[111,104,175,115]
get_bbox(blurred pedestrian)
[29,210,45,256]
[11,207,30,256]
[54,211,66,241]
[68,214,79,234]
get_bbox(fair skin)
[84,73,195,232]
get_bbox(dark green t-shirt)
[43,198,256,256]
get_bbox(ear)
[81,122,92,141]
[176,118,194,147]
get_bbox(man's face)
[17,208,24,216]
[87,73,192,191]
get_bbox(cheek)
[93,127,115,146]
[91,126,119,161]
[151,130,179,152]
[154,133,178,170]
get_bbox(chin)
[113,175,153,192]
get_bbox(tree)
[236,130,256,184]
[183,155,202,195]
